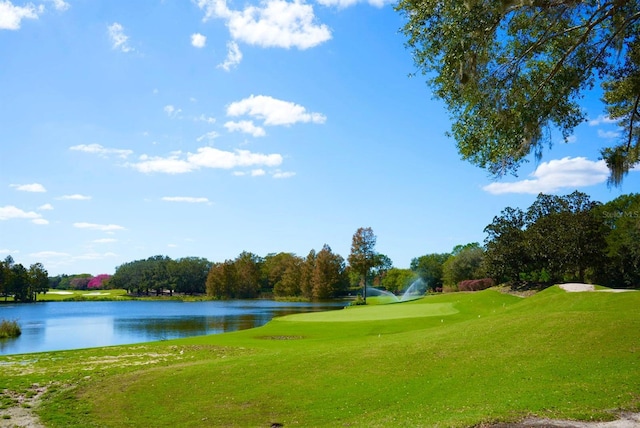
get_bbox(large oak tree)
[397,0,640,185]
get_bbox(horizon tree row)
[0,256,49,302]
[484,191,640,288]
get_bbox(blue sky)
[1,0,638,276]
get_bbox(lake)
[0,300,347,356]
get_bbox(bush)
[458,278,495,292]
[0,319,21,339]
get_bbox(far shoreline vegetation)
[1,191,639,305]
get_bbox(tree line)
[3,192,639,303]
[0,256,49,302]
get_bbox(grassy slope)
[2,287,639,427]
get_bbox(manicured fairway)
[282,300,458,321]
[1,287,639,427]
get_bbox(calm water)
[0,300,346,355]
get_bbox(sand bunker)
[559,283,636,293]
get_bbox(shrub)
[0,319,21,339]
[458,278,495,292]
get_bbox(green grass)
[37,289,129,301]
[1,286,639,427]
[0,319,21,339]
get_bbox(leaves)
[397,0,640,184]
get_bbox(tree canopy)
[396,0,640,185]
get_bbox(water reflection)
[0,300,345,355]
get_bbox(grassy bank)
[1,286,639,427]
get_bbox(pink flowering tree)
[87,274,112,289]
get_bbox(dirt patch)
[482,412,640,427]
[0,384,47,428]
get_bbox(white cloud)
[164,104,182,118]
[74,222,126,232]
[107,22,133,53]
[191,32,207,48]
[227,94,326,126]
[29,250,71,259]
[589,115,617,126]
[0,1,43,30]
[38,203,54,211]
[70,143,133,158]
[128,146,282,174]
[224,120,266,137]
[47,0,70,11]
[75,251,118,260]
[316,0,389,7]
[597,129,620,139]
[273,170,296,179]
[188,147,282,169]
[482,157,610,195]
[93,238,117,243]
[58,194,92,200]
[196,131,220,142]
[195,114,216,124]
[251,169,266,176]
[130,153,195,174]
[10,183,46,192]
[196,0,331,50]
[161,196,210,204]
[0,205,47,224]
[218,40,242,71]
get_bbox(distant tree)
[442,243,485,287]
[266,253,304,297]
[206,260,237,299]
[87,274,112,289]
[168,257,211,295]
[595,193,640,288]
[484,207,528,285]
[348,227,378,302]
[69,275,92,290]
[234,251,263,298]
[300,249,316,299]
[380,268,416,295]
[27,263,49,301]
[410,253,450,291]
[312,244,348,299]
[370,253,393,287]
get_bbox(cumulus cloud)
[273,170,296,179]
[218,40,242,71]
[73,222,126,231]
[597,129,620,139]
[196,131,220,142]
[107,22,133,53]
[251,169,266,176]
[195,114,216,124]
[38,203,54,211]
[483,157,610,195]
[191,32,207,48]
[161,196,210,203]
[196,0,331,50]
[227,95,326,126]
[10,183,46,192]
[128,146,283,174]
[589,115,617,126]
[29,250,71,259]
[58,194,92,200]
[0,1,43,30]
[70,143,133,158]
[0,205,47,224]
[164,105,182,118]
[47,0,70,11]
[130,153,195,174]
[224,120,266,137]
